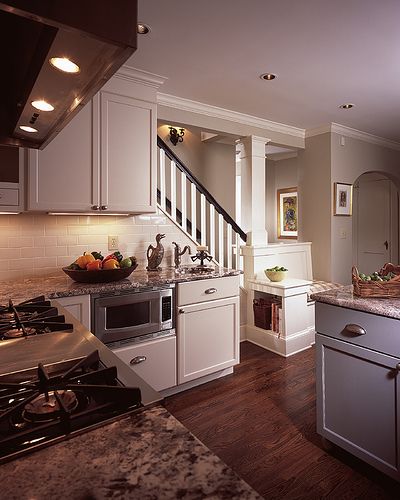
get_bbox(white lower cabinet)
[177,277,240,385]
[113,336,177,392]
[56,295,91,330]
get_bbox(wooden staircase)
[157,136,246,269]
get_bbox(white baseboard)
[240,325,247,341]
[245,325,315,357]
[160,367,234,397]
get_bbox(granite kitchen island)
[312,286,400,482]
[0,405,260,500]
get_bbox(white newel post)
[238,136,270,247]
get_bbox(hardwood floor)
[165,342,400,499]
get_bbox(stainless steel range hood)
[0,0,137,149]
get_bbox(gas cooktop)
[0,350,142,463]
[0,296,73,341]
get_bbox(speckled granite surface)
[0,266,242,303]
[311,285,400,320]
[0,405,261,500]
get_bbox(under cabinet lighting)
[260,73,277,81]
[339,103,354,109]
[0,212,20,215]
[137,23,150,34]
[31,100,54,112]
[49,57,80,74]
[47,212,131,216]
[19,125,38,133]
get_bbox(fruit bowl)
[62,264,138,283]
[264,270,288,282]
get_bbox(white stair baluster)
[191,183,197,241]
[181,170,187,232]
[235,232,240,270]
[159,149,166,211]
[209,204,215,260]
[227,223,232,269]
[218,213,224,268]
[200,194,206,246]
[170,161,176,220]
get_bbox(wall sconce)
[169,126,185,146]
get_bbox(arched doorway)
[353,172,399,274]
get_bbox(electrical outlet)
[108,235,119,251]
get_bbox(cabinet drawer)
[112,335,176,391]
[316,302,400,357]
[177,276,240,306]
[0,188,19,206]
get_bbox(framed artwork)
[277,187,298,239]
[334,182,353,216]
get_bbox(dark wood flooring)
[165,342,400,499]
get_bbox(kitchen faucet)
[172,242,191,268]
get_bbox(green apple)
[120,257,132,268]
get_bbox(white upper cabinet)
[27,99,99,212]
[27,78,158,214]
[100,92,156,213]
[0,146,24,212]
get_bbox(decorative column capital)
[238,135,271,159]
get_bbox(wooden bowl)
[62,264,138,283]
[264,270,288,282]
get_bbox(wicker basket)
[253,298,272,330]
[352,265,400,298]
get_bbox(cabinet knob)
[205,288,217,294]
[396,363,400,372]
[343,323,366,336]
[179,308,185,314]
[130,355,146,365]
[100,205,108,211]
[91,205,100,211]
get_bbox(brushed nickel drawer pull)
[205,287,217,294]
[343,323,366,336]
[91,205,100,210]
[130,355,146,365]
[100,205,108,210]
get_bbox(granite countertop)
[0,266,242,303]
[0,405,261,500]
[311,285,400,320]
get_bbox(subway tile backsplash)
[0,211,194,281]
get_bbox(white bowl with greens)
[264,266,288,282]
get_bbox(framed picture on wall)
[277,187,298,239]
[334,182,353,216]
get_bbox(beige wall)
[0,212,194,282]
[266,156,299,243]
[331,133,400,283]
[298,133,332,281]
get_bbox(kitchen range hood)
[0,0,137,149]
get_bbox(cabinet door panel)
[316,334,400,480]
[178,296,239,384]
[100,92,156,213]
[56,295,91,330]
[27,99,98,212]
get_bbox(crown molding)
[306,123,400,151]
[157,93,305,138]
[115,66,168,89]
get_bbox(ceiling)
[129,0,400,143]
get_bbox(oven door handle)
[130,355,147,365]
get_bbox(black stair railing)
[157,136,247,242]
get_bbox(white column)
[238,136,270,246]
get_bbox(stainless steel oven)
[91,286,174,346]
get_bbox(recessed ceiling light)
[49,57,80,74]
[339,103,354,109]
[137,23,150,34]
[31,100,54,112]
[260,73,277,81]
[19,125,38,133]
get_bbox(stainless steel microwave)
[91,286,174,345]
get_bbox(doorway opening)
[353,172,399,274]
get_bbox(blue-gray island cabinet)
[312,290,400,482]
